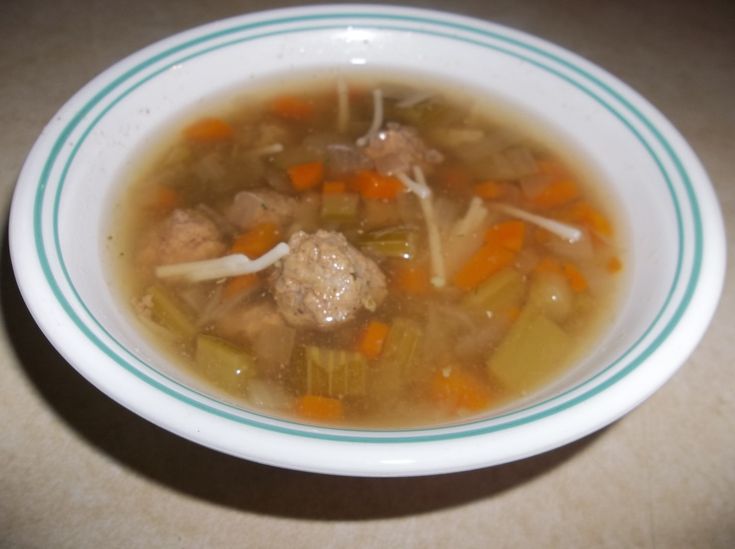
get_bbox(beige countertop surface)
[1,0,733,547]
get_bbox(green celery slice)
[195,334,255,390]
[379,318,422,379]
[320,193,360,223]
[305,346,367,398]
[147,284,197,341]
[358,226,419,259]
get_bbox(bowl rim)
[9,3,726,475]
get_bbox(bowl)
[9,4,725,477]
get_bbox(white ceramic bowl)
[9,4,725,476]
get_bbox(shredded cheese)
[492,203,583,243]
[155,242,290,283]
[356,88,384,147]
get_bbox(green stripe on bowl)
[33,10,702,443]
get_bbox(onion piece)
[156,242,290,282]
[491,202,582,243]
[396,167,447,287]
[356,88,384,147]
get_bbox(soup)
[109,73,624,428]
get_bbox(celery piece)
[379,318,423,380]
[320,193,360,223]
[487,311,572,392]
[195,334,255,391]
[358,226,419,259]
[147,285,197,341]
[461,268,525,313]
[305,346,367,398]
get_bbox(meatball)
[137,208,226,268]
[225,189,298,231]
[362,122,443,175]
[270,230,387,330]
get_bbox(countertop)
[1,1,733,547]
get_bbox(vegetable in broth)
[110,73,624,428]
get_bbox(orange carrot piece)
[437,164,473,192]
[561,201,613,238]
[473,180,505,200]
[452,221,525,290]
[563,262,588,293]
[322,180,346,195]
[528,179,580,210]
[269,95,315,120]
[504,305,522,323]
[183,117,234,142]
[147,185,180,213]
[534,256,563,275]
[222,273,260,299]
[296,395,344,422]
[430,367,492,413]
[357,321,390,359]
[537,159,569,179]
[485,220,526,252]
[533,227,554,246]
[451,243,516,290]
[287,161,325,191]
[391,261,431,295]
[230,223,281,258]
[353,170,404,200]
[606,256,623,273]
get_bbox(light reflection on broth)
[107,72,625,428]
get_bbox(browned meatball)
[225,189,298,231]
[270,230,387,330]
[137,208,226,268]
[362,122,443,175]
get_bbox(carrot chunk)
[606,256,623,273]
[287,161,325,191]
[353,170,404,200]
[390,261,431,295]
[183,117,234,142]
[146,185,180,213]
[473,180,505,200]
[451,244,516,291]
[528,179,580,209]
[437,164,473,192]
[484,220,526,251]
[562,262,588,293]
[222,273,260,299]
[561,201,613,238]
[452,221,524,290]
[230,223,281,258]
[269,96,316,120]
[296,395,344,422]
[357,321,390,359]
[534,256,563,275]
[430,367,492,413]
